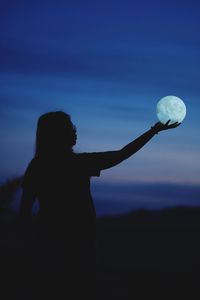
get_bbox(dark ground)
[95,207,200,299]
[1,206,200,299]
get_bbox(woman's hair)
[35,111,76,157]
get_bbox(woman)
[20,111,180,299]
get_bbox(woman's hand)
[151,120,181,134]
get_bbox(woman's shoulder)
[23,157,40,176]
[27,157,40,167]
[22,157,40,188]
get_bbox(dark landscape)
[0,180,200,299]
[95,207,200,299]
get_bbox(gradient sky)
[1,0,200,213]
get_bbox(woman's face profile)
[35,111,78,156]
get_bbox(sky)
[1,0,200,214]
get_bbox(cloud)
[1,34,200,94]
[92,181,200,216]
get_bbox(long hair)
[35,111,76,157]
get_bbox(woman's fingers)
[164,120,171,126]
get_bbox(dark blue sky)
[1,0,200,212]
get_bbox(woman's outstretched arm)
[118,121,181,161]
[84,121,181,171]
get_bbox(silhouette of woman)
[20,111,180,299]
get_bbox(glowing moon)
[156,96,186,125]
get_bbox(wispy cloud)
[92,181,200,216]
[1,37,199,93]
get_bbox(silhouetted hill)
[1,206,200,299]
[95,207,200,299]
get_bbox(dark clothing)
[21,150,128,241]
[21,150,126,299]
[22,152,101,243]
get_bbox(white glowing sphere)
[156,96,186,125]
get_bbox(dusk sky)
[1,0,200,214]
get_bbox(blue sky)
[1,0,200,212]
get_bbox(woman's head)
[35,111,77,157]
